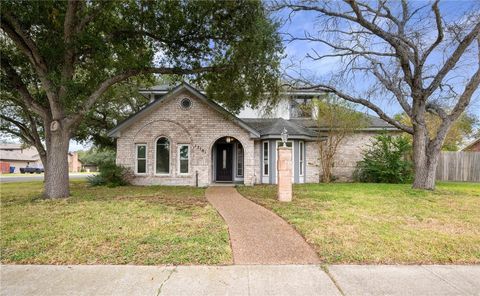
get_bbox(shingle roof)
[0,144,40,161]
[290,114,396,131]
[241,118,317,139]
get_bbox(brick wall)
[116,89,255,186]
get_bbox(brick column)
[277,146,292,202]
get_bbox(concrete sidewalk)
[206,186,319,264]
[2,264,479,296]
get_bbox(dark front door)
[216,144,233,181]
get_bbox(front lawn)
[1,181,232,265]
[238,182,480,264]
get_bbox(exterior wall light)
[281,127,288,147]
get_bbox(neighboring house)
[108,83,397,186]
[68,152,83,173]
[0,144,42,173]
[461,138,480,152]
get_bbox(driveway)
[0,173,95,183]
[2,264,479,296]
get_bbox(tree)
[276,0,480,189]
[310,95,368,182]
[1,0,282,198]
[395,112,479,151]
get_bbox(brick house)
[108,83,397,186]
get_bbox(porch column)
[277,146,292,202]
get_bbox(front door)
[216,144,233,181]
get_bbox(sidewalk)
[2,264,479,296]
[206,186,319,264]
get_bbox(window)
[236,143,243,177]
[136,144,147,174]
[180,98,192,109]
[156,137,170,174]
[299,141,304,176]
[178,144,189,174]
[263,141,269,176]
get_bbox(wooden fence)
[436,151,480,182]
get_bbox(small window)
[136,144,147,174]
[156,137,170,174]
[299,141,304,176]
[180,98,192,110]
[237,143,243,177]
[178,144,189,174]
[263,141,269,176]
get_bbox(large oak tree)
[277,0,480,189]
[1,0,282,198]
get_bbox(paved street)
[1,264,479,296]
[0,173,94,183]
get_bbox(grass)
[237,182,480,264]
[1,181,232,265]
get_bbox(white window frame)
[299,141,304,176]
[262,141,269,176]
[236,142,244,177]
[154,136,171,176]
[177,144,190,175]
[135,143,147,175]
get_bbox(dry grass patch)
[1,181,232,265]
[237,182,480,264]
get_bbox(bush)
[354,134,413,183]
[87,161,132,187]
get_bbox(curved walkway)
[206,186,319,264]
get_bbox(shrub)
[87,161,132,187]
[354,134,413,183]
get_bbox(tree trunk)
[44,127,70,198]
[411,127,441,190]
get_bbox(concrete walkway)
[2,264,479,296]
[206,186,319,264]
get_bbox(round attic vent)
[180,98,192,110]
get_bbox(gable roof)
[0,144,40,161]
[108,82,260,138]
[461,138,480,151]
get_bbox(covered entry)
[212,136,244,183]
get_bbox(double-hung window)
[299,141,304,176]
[178,144,190,174]
[136,144,147,174]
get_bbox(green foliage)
[1,0,282,145]
[78,147,115,166]
[355,134,413,183]
[87,161,132,187]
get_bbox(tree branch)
[1,11,63,118]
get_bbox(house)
[68,152,83,173]
[461,138,480,152]
[0,144,42,173]
[108,83,397,186]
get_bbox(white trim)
[154,136,171,176]
[236,142,244,177]
[177,144,190,175]
[262,141,269,176]
[135,143,147,175]
[299,141,304,176]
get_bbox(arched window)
[156,137,170,174]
